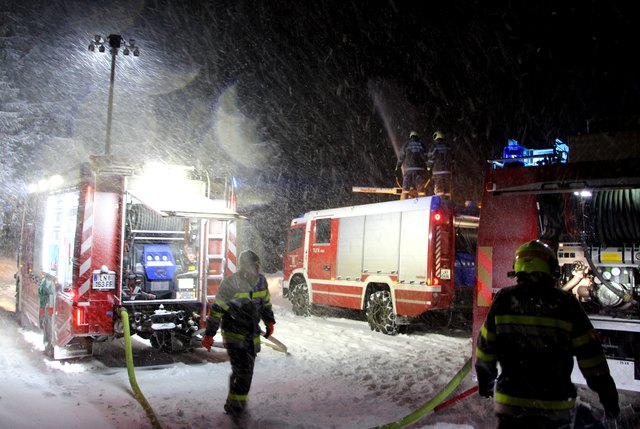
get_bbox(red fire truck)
[472,140,640,392]
[282,196,479,334]
[15,158,240,359]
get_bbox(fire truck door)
[307,218,337,280]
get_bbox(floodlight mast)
[88,34,139,157]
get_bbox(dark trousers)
[401,170,428,192]
[225,344,256,413]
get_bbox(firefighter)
[395,131,429,200]
[427,130,452,199]
[201,250,276,418]
[475,240,619,428]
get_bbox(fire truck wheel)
[42,316,55,358]
[366,291,398,335]
[291,283,311,317]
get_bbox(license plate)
[93,272,116,290]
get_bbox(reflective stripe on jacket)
[205,271,275,352]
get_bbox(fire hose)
[371,357,476,429]
[119,308,165,429]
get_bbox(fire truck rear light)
[75,308,87,326]
[434,277,440,285]
[433,212,442,222]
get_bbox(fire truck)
[472,137,640,392]
[15,158,240,360]
[282,196,479,334]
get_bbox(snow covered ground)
[0,258,636,429]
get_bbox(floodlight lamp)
[98,45,105,53]
[49,175,64,189]
[94,35,102,43]
[89,44,95,51]
[38,179,49,191]
[133,47,140,56]
[573,190,592,198]
[123,47,130,55]
[108,34,122,49]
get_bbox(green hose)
[371,357,473,429]
[120,308,165,429]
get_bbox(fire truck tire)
[290,283,311,317]
[42,316,55,358]
[366,290,398,335]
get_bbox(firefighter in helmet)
[475,240,619,428]
[395,130,429,200]
[201,250,276,418]
[427,130,452,199]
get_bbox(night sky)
[2,0,640,267]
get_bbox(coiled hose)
[593,189,640,244]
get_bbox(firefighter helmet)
[433,131,445,141]
[239,250,260,270]
[409,131,420,139]
[513,240,559,278]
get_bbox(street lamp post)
[89,34,139,157]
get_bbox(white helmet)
[433,131,445,141]
[409,131,420,139]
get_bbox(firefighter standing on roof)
[427,131,452,199]
[201,250,276,418]
[475,240,619,429]
[395,131,429,200]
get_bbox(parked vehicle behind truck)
[15,159,240,359]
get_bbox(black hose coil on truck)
[593,189,640,245]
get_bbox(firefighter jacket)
[205,270,275,353]
[396,137,428,172]
[427,140,451,175]
[475,276,619,418]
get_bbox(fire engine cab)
[472,137,640,392]
[15,158,240,359]
[283,196,478,334]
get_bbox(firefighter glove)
[201,335,214,352]
[265,321,275,338]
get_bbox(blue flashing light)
[494,138,569,168]
[430,195,441,211]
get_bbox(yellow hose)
[120,308,165,429]
[371,357,473,429]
